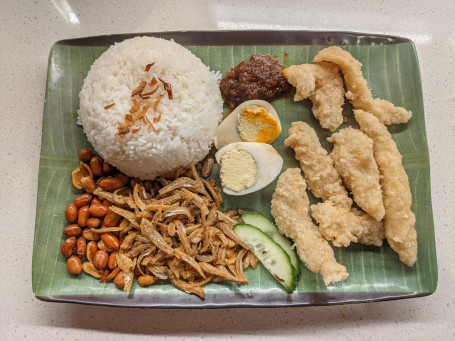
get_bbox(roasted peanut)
[82,262,102,278]
[83,228,100,241]
[101,233,120,250]
[67,255,82,274]
[81,177,96,194]
[74,193,93,207]
[100,269,110,283]
[80,162,94,179]
[102,199,113,207]
[130,178,143,189]
[134,266,142,276]
[114,271,124,288]
[90,156,103,177]
[76,236,87,258]
[63,224,82,237]
[98,177,123,191]
[106,267,120,281]
[86,217,101,228]
[151,181,161,196]
[78,149,95,162]
[114,173,129,186]
[144,180,152,192]
[138,275,158,287]
[77,205,90,227]
[108,251,118,270]
[86,241,98,262]
[102,161,115,175]
[103,210,121,227]
[93,250,108,269]
[97,240,113,252]
[90,204,109,217]
[65,204,78,223]
[92,197,103,206]
[184,168,193,178]
[61,236,76,257]
[201,155,215,177]
[71,167,85,189]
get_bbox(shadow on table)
[34,296,427,336]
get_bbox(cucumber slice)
[233,224,297,293]
[241,212,300,273]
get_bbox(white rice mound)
[78,36,223,179]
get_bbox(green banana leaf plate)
[33,31,437,307]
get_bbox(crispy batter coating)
[351,208,386,246]
[328,127,385,221]
[284,121,352,209]
[311,201,385,247]
[355,110,417,266]
[271,168,348,285]
[283,62,345,132]
[314,46,412,125]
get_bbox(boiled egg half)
[215,142,283,196]
[214,100,282,150]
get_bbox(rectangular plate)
[33,31,437,308]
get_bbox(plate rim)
[54,30,412,47]
[33,30,436,308]
[36,291,433,309]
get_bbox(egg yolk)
[220,148,258,192]
[237,105,281,144]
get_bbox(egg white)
[214,100,281,150]
[215,142,283,196]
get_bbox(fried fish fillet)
[351,208,386,246]
[283,62,345,132]
[271,168,348,285]
[311,201,385,247]
[285,123,383,247]
[355,109,417,266]
[314,46,412,125]
[328,127,385,221]
[284,121,352,209]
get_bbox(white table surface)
[1,1,454,340]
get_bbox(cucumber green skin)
[234,224,297,293]
[240,212,300,274]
